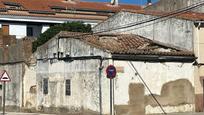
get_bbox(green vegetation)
[32,22,92,52]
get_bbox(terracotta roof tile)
[0,0,141,12]
[0,0,141,21]
[58,31,194,56]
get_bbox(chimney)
[64,0,79,2]
[111,0,118,6]
[147,0,152,5]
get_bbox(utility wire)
[35,2,204,115]
[93,0,204,34]
[49,0,204,65]
[67,0,204,39]
[50,0,204,48]
[129,61,167,114]
[5,0,204,65]
[37,1,204,62]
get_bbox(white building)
[36,31,195,114]
[0,0,141,39]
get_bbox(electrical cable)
[65,0,204,39]
[93,0,204,34]
[4,0,204,65]
[129,61,167,114]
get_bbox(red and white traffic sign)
[106,65,117,79]
[0,70,11,82]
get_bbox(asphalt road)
[1,112,204,115]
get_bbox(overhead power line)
[93,0,204,34]
[56,0,204,40]
[129,61,167,114]
[20,1,204,64]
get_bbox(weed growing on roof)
[32,22,92,52]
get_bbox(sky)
[82,0,158,5]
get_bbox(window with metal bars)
[43,78,48,95]
[65,79,71,96]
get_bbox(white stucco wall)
[23,64,37,108]
[93,12,194,51]
[41,25,50,33]
[8,24,49,39]
[9,24,27,39]
[113,61,194,114]
[36,35,195,114]
[36,37,111,113]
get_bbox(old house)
[93,9,204,112]
[0,0,141,38]
[0,29,36,112]
[36,31,195,114]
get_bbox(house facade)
[0,0,141,39]
[36,31,195,114]
[0,32,36,111]
[93,9,204,112]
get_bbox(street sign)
[0,70,11,115]
[106,65,117,79]
[0,70,11,82]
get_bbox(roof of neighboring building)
[0,0,142,21]
[122,9,204,21]
[57,31,194,57]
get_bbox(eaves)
[0,14,101,23]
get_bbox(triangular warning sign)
[0,71,11,82]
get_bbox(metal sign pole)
[106,65,116,115]
[110,79,112,115]
[0,70,11,115]
[3,81,6,115]
[99,59,103,115]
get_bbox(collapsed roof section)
[38,31,195,62]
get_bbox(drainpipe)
[57,37,60,59]
[99,58,103,115]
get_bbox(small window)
[50,6,66,12]
[65,79,71,96]
[43,78,48,95]
[3,2,22,9]
[27,27,33,36]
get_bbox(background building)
[0,0,141,38]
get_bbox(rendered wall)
[193,26,204,112]
[36,36,194,114]
[36,37,111,114]
[0,63,24,111]
[145,0,204,13]
[114,61,194,114]
[93,12,194,51]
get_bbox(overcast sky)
[82,0,158,5]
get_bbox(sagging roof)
[58,31,194,57]
[122,9,204,21]
[0,0,142,21]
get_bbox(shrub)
[32,22,92,52]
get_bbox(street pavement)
[0,112,55,115]
[1,112,204,115]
